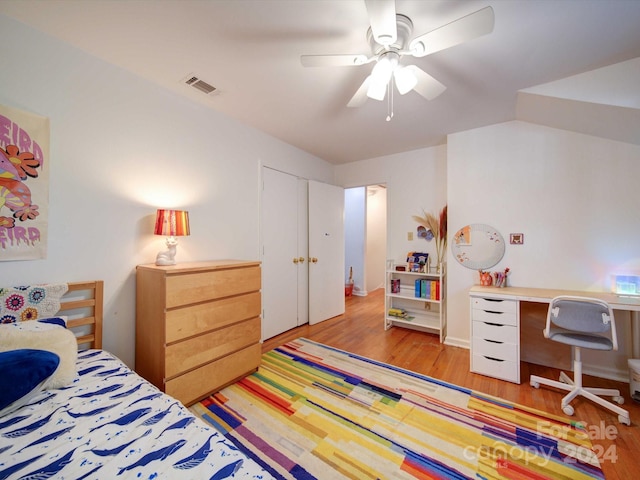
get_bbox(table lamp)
[154,209,190,265]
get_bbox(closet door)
[308,180,345,324]
[261,171,343,337]
[261,167,302,339]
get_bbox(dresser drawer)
[471,354,519,383]
[166,291,261,343]
[165,317,261,379]
[472,337,518,362]
[166,266,261,308]
[471,297,517,314]
[472,308,517,326]
[473,320,518,343]
[166,342,262,406]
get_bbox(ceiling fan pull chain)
[386,77,394,121]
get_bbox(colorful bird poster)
[0,104,50,261]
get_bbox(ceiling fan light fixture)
[372,53,398,79]
[366,52,399,100]
[394,66,417,95]
[367,79,387,101]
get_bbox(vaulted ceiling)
[2,0,639,164]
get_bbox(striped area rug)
[189,338,604,479]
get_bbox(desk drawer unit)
[470,295,520,383]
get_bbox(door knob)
[298,257,305,263]
[293,257,299,264]
[310,257,318,263]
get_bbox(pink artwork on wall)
[0,104,50,261]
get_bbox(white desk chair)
[530,296,630,425]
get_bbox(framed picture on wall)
[510,233,524,245]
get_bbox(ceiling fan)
[300,0,494,112]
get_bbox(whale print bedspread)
[0,349,272,479]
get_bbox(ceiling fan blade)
[300,54,370,67]
[347,76,372,107]
[364,0,397,46]
[409,6,494,57]
[406,65,446,100]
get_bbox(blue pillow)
[0,349,60,417]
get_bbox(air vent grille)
[184,75,216,95]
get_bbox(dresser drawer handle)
[483,356,504,362]
[483,310,504,315]
[484,322,504,327]
[484,339,503,344]
[483,298,504,303]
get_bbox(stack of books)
[414,279,440,300]
[388,308,414,321]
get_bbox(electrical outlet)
[407,232,413,241]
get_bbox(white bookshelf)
[384,259,446,342]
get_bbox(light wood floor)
[263,288,640,479]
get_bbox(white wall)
[447,120,640,379]
[336,146,447,268]
[0,14,334,367]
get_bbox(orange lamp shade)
[154,209,190,237]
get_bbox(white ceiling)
[2,0,640,165]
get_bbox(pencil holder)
[479,271,493,286]
[493,268,510,287]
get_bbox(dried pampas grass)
[412,205,447,266]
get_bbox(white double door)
[261,167,344,340]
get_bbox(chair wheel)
[613,396,624,405]
[562,405,574,416]
[619,415,631,426]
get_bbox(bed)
[0,281,272,479]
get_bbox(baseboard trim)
[444,336,469,349]
[583,364,629,384]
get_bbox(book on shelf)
[388,308,414,321]
[415,279,440,300]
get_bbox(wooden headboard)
[58,281,104,350]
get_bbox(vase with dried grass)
[412,205,447,273]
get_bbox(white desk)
[469,286,640,383]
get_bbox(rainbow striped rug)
[189,338,604,479]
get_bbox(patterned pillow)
[0,283,68,323]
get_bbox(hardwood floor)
[263,288,640,479]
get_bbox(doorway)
[344,184,387,296]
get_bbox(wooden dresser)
[135,260,261,406]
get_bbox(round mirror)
[451,224,505,270]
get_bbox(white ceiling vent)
[183,74,217,95]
